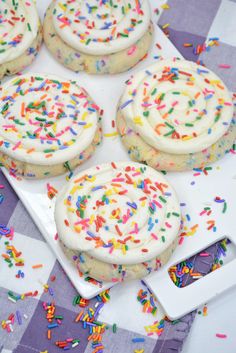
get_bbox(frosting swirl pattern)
[55,162,181,265]
[119,59,234,154]
[52,0,151,55]
[0,74,101,165]
[0,0,39,64]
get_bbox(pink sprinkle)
[199,252,209,257]
[179,236,184,245]
[12,141,21,151]
[151,233,158,240]
[218,64,231,69]
[156,104,166,110]
[153,200,162,208]
[112,178,125,182]
[54,233,58,241]
[165,222,172,228]
[0,185,4,189]
[127,45,137,56]
[216,333,227,339]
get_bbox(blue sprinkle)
[87,231,96,238]
[120,99,133,110]
[132,338,145,343]
[92,186,103,192]
[205,94,213,100]
[127,202,137,209]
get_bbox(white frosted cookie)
[43,0,153,74]
[55,162,181,282]
[0,0,43,79]
[0,74,102,179]
[117,59,236,171]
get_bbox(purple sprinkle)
[16,310,22,325]
[119,99,133,110]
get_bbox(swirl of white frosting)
[52,0,151,55]
[55,162,181,265]
[0,74,101,165]
[119,59,234,154]
[0,0,39,64]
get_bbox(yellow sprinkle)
[208,41,215,47]
[67,207,75,213]
[58,2,67,11]
[83,123,93,129]
[81,112,88,121]
[85,175,96,182]
[70,186,78,195]
[82,314,89,321]
[161,3,170,9]
[105,189,113,196]
[133,116,143,125]
[52,123,57,133]
[162,23,170,29]
[89,215,95,224]
[182,136,193,141]
[104,132,119,137]
[122,245,126,255]
[65,141,74,146]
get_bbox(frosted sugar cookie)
[0,0,43,79]
[43,0,153,74]
[55,162,181,282]
[117,59,236,171]
[0,74,102,179]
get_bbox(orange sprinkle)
[21,103,25,117]
[75,310,84,322]
[47,329,51,340]
[32,264,43,269]
[27,148,35,154]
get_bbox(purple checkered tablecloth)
[1,1,236,353]
[0,172,222,353]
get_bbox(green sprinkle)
[112,323,117,333]
[172,212,180,217]
[222,202,227,213]
[159,196,167,203]
[164,130,175,137]
[44,149,55,153]
[27,23,32,31]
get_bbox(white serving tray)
[2,0,236,313]
[2,0,180,298]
